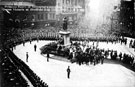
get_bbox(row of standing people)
[129,39,135,50]
[65,41,135,67]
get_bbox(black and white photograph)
[0,0,135,87]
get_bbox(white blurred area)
[79,0,121,31]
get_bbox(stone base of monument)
[59,31,71,46]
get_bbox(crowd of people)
[2,27,119,49]
[2,27,134,68]
[1,49,29,87]
[1,48,48,87]
[1,25,135,87]
[55,40,135,68]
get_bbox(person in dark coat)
[26,52,29,62]
[114,51,117,60]
[90,54,94,65]
[129,40,133,48]
[101,55,104,64]
[68,52,73,60]
[67,66,71,79]
[34,44,37,52]
[119,52,122,61]
[93,56,96,66]
[30,38,32,44]
[57,45,62,55]
[47,51,50,62]
[23,41,25,46]
[110,51,113,59]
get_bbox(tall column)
[69,0,72,5]
[70,0,72,5]
[75,0,77,6]
[77,0,78,6]
[63,0,65,5]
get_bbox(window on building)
[75,0,77,5]
[41,14,43,20]
[48,13,50,20]
[38,14,40,20]
[44,13,48,20]
[63,0,65,4]
[53,14,55,20]
[32,15,35,22]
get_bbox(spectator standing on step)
[129,40,133,48]
[47,51,50,62]
[67,66,71,79]
[26,52,29,62]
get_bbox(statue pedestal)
[59,31,71,46]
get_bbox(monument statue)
[63,17,68,31]
[59,17,70,46]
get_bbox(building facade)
[56,0,85,24]
[1,0,85,28]
[119,0,134,35]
